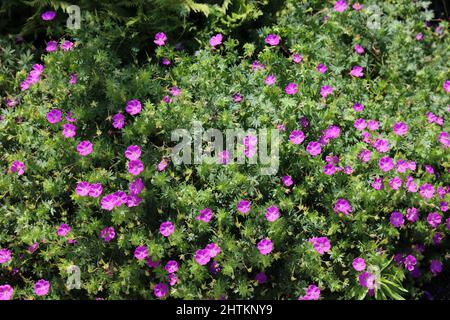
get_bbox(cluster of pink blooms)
[21,64,44,91]
[195,242,221,265]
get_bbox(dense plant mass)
[0,0,449,300]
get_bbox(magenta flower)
[265,34,280,46]
[237,200,251,214]
[69,73,77,85]
[350,66,364,78]
[154,283,168,298]
[165,260,179,273]
[265,205,280,222]
[264,74,276,86]
[298,284,321,300]
[195,249,211,265]
[100,227,115,242]
[353,3,363,10]
[354,118,367,131]
[101,194,118,211]
[205,243,221,258]
[61,40,74,51]
[134,246,149,260]
[168,273,178,286]
[317,64,327,73]
[129,178,144,196]
[76,181,90,196]
[390,211,404,228]
[334,198,352,215]
[309,237,331,255]
[34,279,50,296]
[367,119,379,131]
[28,243,39,254]
[373,139,389,153]
[393,122,408,136]
[126,195,142,207]
[10,161,25,175]
[154,32,167,46]
[146,257,161,268]
[352,258,366,271]
[379,157,394,172]
[112,113,125,129]
[196,208,213,223]
[372,177,383,190]
[354,44,365,54]
[359,272,375,289]
[443,80,450,93]
[389,176,402,190]
[77,140,93,156]
[289,130,305,144]
[57,224,71,236]
[325,125,340,139]
[41,11,56,21]
[282,175,293,187]
[306,141,321,156]
[406,208,418,223]
[0,284,14,300]
[46,40,57,52]
[334,0,348,12]
[285,82,298,95]
[170,86,181,97]
[157,159,169,171]
[47,109,62,124]
[88,183,103,198]
[125,99,142,115]
[353,103,364,112]
[320,85,334,98]
[160,221,174,237]
[323,164,335,175]
[251,61,264,71]
[437,132,449,147]
[209,33,223,47]
[257,238,273,255]
[125,145,141,160]
[404,255,416,271]
[128,159,144,176]
[427,212,441,228]
[0,249,11,264]
[358,149,371,162]
[420,183,435,199]
[292,53,303,63]
[62,123,76,138]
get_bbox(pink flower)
[352,3,363,10]
[157,159,168,171]
[390,211,404,228]
[134,246,149,260]
[154,32,167,46]
[257,238,273,255]
[195,249,211,265]
[317,64,327,73]
[353,103,364,112]
[209,33,223,47]
[88,183,103,198]
[285,82,298,95]
[437,132,449,147]
[100,227,115,242]
[379,157,394,172]
[404,255,416,271]
[358,149,371,162]
[372,177,383,190]
[34,279,50,296]
[289,130,305,144]
[350,66,364,78]
[160,221,174,237]
[334,0,348,12]
[0,284,14,300]
[77,140,93,156]
[430,260,442,275]
[298,284,320,300]
[125,145,141,160]
[62,123,76,138]
[393,122,408,136]
[76,181,90,196]
[10,161,25,175]
[292,54,303,63]
[168,273,178,286]
[154,283,168,298]
[323,164,335,175]
[354,118,367,131]
[389,176,402,190]
[69,73,77,85]
[265,205,280,222]
[427,212,441,228]
[237,200,251,214]
[264,74,276,85]
[306,141,321,156]
[47,109,62,124]
[170,86,182,96]
[61,40,74,51]
[128,159,144,175]
[359,272,375,289]
[101,194,118,211]
[406,208,418,223]
[419,183,435,199]
[196,208,213,223]
[41,11,56,21]
[0,249,11,264]
[125,99,142,115]
[367,120,379,131]
[265,34,280,46]
[205,243,221,258]
[334,198,352,215]
[282,175,293,187]
[112,113,125,129]
[354,44,365,54]
[443,80,450,93]
[352,258,366,271]
[57,223,71,236]
[46,40,57,52]
[165,260,179,273]
[309,237,331,255]
[320,85,333,98]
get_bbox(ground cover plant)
[0,0,449,300]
